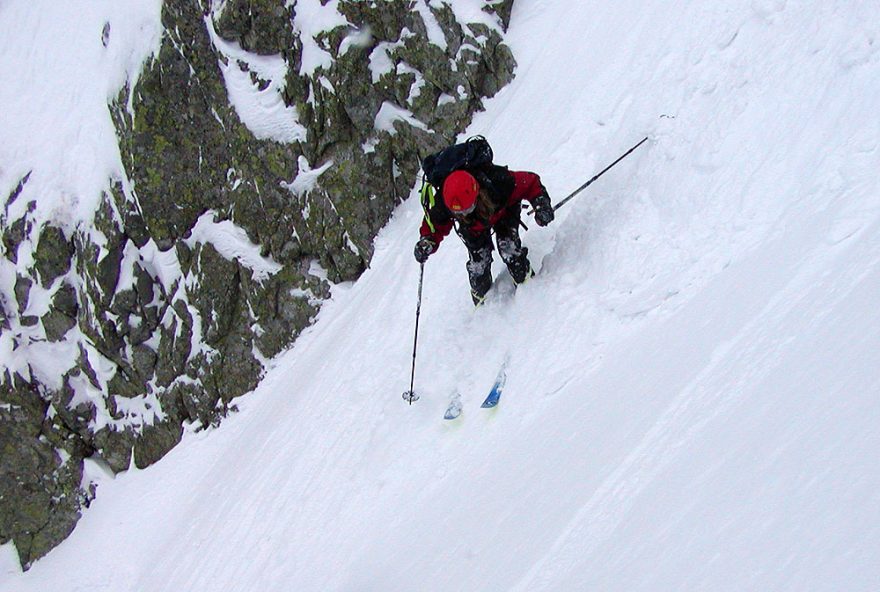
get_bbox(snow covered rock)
[0,0,515,569]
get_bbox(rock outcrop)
[0,0,515,568]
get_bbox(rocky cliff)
[0,0,515,569]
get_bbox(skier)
[413,155,554,305]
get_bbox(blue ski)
[480,362,508,408]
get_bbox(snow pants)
[457,207,532,305]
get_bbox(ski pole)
[402,262,425,404]
[553,136,649,211]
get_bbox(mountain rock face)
[0,0,515,569]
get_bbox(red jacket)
[419,167,546,246]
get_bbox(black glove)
[414,237,436,263]
[533,193,555,227]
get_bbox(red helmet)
[442,170,479,214]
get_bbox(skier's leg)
[466,245,494,305]
[458,227,494,305]
[494,209,533,284]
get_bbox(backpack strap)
[419,179,438,234]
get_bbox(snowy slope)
[4,0,880,591]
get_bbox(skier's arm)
[418,182,454,245]
[510,171,554,226]
[419,215,453,245]
[509,171,548,205]
[414,192,454,262]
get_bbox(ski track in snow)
[3,0,880,590]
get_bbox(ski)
[443,357,510,419]
[480,360,508,408]
[443,395,463,420]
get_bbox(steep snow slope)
[4,0,880,590]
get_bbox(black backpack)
[421,135,493,189]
